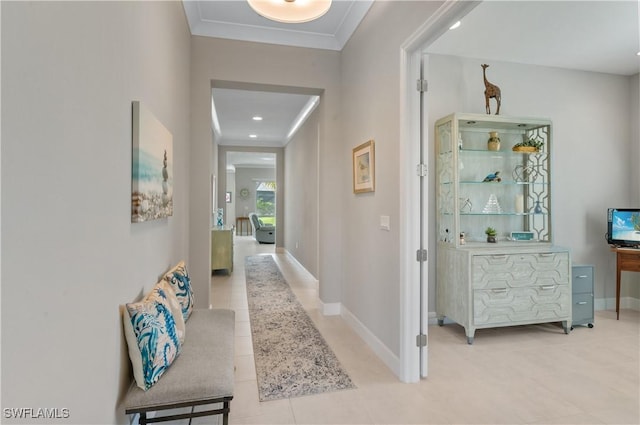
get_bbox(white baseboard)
[319,301,341,316]
[340,306,401,377]
[595,296,640,312]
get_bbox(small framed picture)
[352,140,375,194]
[225,191,232,203]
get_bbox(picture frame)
[131,101,173,223]
[352,140,375,194]
[226,191,232,203]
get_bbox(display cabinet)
[435,113,571,343]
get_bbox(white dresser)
[437,245,571,344]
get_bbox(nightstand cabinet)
[571,265,594,328]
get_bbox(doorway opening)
[224,150,277,248]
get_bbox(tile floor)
[194,236,639,425]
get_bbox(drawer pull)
[577,301,588,305]
[491,288,508,293]
[491,255,507,259]
[576,275,588,279]
[539,253,555,257]
[540,285,555,290]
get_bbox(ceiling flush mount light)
[252,116,263,121]
[249,134,257,138]
[247,0,332,24]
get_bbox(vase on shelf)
[216,208,224,226]
[487,131,500,151]
[515,195,524,214]
[483,194,502,214]
[534,201,543,214]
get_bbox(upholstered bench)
[122,308,235,425]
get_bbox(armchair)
[248,213,275,244]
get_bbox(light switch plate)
[380,215,390,231]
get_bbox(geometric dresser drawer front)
[472,252,570,289]
[473,284,571,325]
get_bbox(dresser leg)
[465,328,475,345]
[562,320,571,334]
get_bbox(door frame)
[399,0,481,382]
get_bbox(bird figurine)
[483,171,501,182]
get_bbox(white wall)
[340,0,445,358]
[427,54,638,310]
[631,73,640,205]
[285,106,320,277]
[628,73,640,299]
[190,37,342,303]
[1,1,191,423]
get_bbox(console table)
[612,247,640,319]
[211,226,233,274]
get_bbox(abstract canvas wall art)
[131,101,173,222]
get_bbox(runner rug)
[244,255,356,401]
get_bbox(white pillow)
[123,295,181,390]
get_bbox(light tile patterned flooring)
[201,236,639,424]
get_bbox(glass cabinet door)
[435,114,551,247]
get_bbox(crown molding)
[183,1,373,51]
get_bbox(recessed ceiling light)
[637,51,640,56]
[252,116,263,121]
[449,21,461,30]
[249,134,257,138]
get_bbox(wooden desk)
[612,247,640,319]
[235,217,251,236]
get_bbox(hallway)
[204,235,640,424]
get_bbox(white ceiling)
[190,0,639,166]
[212,88,316,146]
[427,0,640,77]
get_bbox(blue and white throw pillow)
[123,296,181,390]
[162,261,194,322]
[146,280,186,345]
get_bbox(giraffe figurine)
[481,64,501,115]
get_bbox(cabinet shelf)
[458,181,547,186]
[459,212,548,216]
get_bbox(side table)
[236,216,251,236]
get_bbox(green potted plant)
[485,226,497,243]
[512,138,543,152]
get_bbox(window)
[255,181,276,225]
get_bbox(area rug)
[245,255,356,401]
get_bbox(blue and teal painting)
[131,101,173,223]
